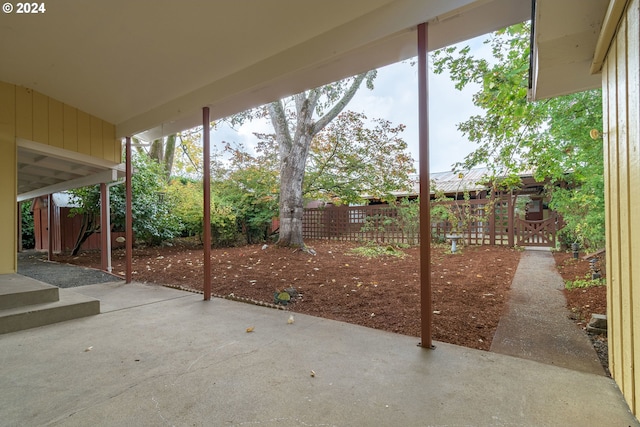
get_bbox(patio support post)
[47,193,53,261]
[418,22,433,349]
[100,183,108,271]
[203,107,212,301]
[125,136,133,284]
[17,202,22,252]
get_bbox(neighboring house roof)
[366,167,543,199]
[381,167,491,198]
[429,168,491,195]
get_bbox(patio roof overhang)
[530,0,618,100]
[1,0,530,143]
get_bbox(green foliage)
[396,198,420,245]
[350,242,407,258]
[70,154,182,246]
[166,177,243,247]
[305,111,415,204]
[166,178,204,237]
[432,23,604,250]
[565,275,606,290]
[214,141,279,244]
[20,201,35,249]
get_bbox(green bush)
[21,201,35,249]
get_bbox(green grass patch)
[350,243,407,258]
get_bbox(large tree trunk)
[277,134,313,247]
[148,135,177,180]
[163,134,176,180]
[268,72,371,248]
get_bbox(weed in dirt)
[349,243,407,258]
[565,275,606,290]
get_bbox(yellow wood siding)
[77,110,91,155]
[0,82,17,274]
[32,91,49,144]
[9,83,120,163]
[0,81,121,273]
[603,0,639,415]
[90,116,103,159]
[48,98,64,148]
[63,104,78,152]
[628,3,640,412]
[15,87,33,141]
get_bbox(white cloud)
[212,33,493,174]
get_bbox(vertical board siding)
[15,87,33,140]
[63,104,78,152]
[32,92,49,143]
[617,15,635,404]
[629,0,640,413]
[48,98,64,148]
[90,116,103,159]
[0,82,17,273]
[5,82,120,163]
[77,110,91,155]
[604,0,639,415]
[103,122,118,161]
[1,80,121,272]
[607,37,624,390]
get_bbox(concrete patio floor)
[1,281,638,426]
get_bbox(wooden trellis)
[302,197,561,247]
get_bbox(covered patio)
[2,0,639,423]
[1,280,637,426]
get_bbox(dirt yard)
[54,239,602,352]
[553,250,608,373]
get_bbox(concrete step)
[0,288,100,335]
[0,274,59,310]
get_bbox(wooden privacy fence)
[302,198,562,247]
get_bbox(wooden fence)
[302,197,558,247]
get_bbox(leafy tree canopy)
[70,154,182,249]
[431,22,604,248]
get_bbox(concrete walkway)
[1,280,638,426]
[491,248,604,375]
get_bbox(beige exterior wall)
[0,81,120,274]
[602,0,639,415]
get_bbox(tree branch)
[312,71,372,134]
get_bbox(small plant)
[350,242,406,258]
[565,275,606,290]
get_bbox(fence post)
[489,191,495,245]
[508,194,515,247]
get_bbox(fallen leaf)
[84,346,93,352]
[246,326,254,333]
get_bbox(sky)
[212,34,492,174]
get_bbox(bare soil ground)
[53,240,602,354]
[553,251,608,374]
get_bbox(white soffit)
[531,0,610,100]
[17,140,123,202]
[1,0,530,141]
